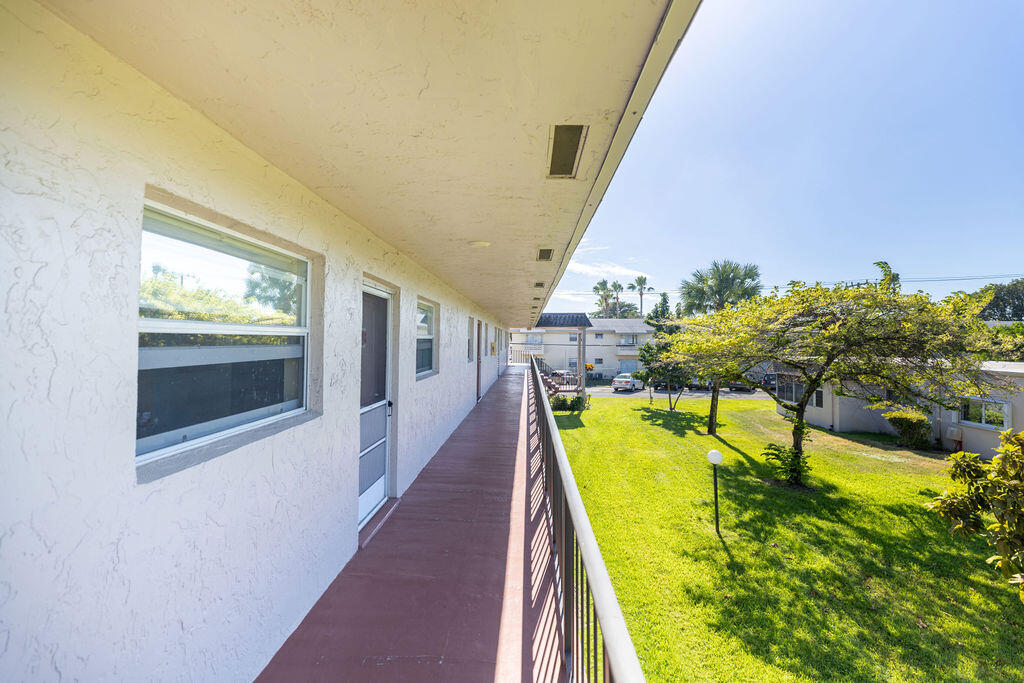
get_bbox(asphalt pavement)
[586,384,772,399]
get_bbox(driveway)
[586,385,773,400]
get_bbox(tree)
[979,278,1024,321]
[610,281,624,316]
[646,292,671,322]
[627,275,655,315]
[593,279,612,317]
[991,322,1024,361]
[929,430,1024,604]
[679,260,763,435]
[674,301,684,318]
[667,263,1004,486]
[245,263,300,315]
[679,259,762,316]
[592,302,640,319]
[638,339,690,411]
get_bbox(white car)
[611,373,644,392]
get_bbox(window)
[568,359,578,369]
[416,301,437,375]
[595,358,603,365]
[594,333,603,339]
[467,317,474,362]
[960,397,1009,429]
[526,335,543,345]
[620,334,637,345]
[777,379,823,408]
[136,207,308,459]
[569,333,578,342]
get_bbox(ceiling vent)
[534,282,545,288]
[547,125,588,178]
[537,248,554,261]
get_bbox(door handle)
[386,400,393,417]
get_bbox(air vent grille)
[534,282,545,288]
[548,125,587,178]
[537,248,554,261]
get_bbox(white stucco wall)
[0,1,506,679]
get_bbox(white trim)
[958,396,1011,431]
[359,283,392,527]
[138,319,307,336]
[139,343,304,370]
[136,404,306,464]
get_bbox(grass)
[555,397,1023,682]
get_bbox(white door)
[359,286,391,526]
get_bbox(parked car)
[612,373,644,392]
[686,378,712,391]
[727,381,757,392]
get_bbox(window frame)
[416,298,439,378]
[595,358,604,365]
[136,202,312,466]
[959,396,1010,430]
[569,333,578,343]
[467,316,474,363]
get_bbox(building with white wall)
[0,0,696,678]
[776,362,1024,458]
[510,314,655,377]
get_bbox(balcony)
[258,362,642,681]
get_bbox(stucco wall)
[0,1,506,679]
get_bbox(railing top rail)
[529,356,645,682]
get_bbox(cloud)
[549,292,594,304]
[566,259,648,279]
[574,238,610,255]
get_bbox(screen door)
[359,287,390,525]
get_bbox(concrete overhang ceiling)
[43,0,700,327]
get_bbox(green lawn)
[555,397,1023,682]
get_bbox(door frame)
[359,281,393,527]
[476,320,482,401]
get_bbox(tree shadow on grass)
[678,463,1022,680]
[637,406,712,437]
[554,412,585,430]
[808,424,951,461]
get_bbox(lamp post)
[707,449,723,536]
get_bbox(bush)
[763,443,811,485]
[883,408,932,449]
[550,394,570,411]
[929,431,1024,604]
[568,394,587,411]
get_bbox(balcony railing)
[510,342,544,364]
[528,356,645,682]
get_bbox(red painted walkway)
[258,366,566,681]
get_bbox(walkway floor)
[257,365,566,682]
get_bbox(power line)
[552,272,1024,297]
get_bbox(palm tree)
[592,279,612,317]
[627,275,655,315]
[679,260,761,316]
[679,260,762,435]
[610,281,624,317]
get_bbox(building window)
[467,317,474,362]
[960,397,1009,429]
[136,207,309,459]
[568,358,578,370]
[569,333,578,342]
[416,300,437,376]
[620,334,637,345]
[777,379,823,408]
[594,333,603,339]
[595,358,603,365]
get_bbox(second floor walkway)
[257,365,567,681]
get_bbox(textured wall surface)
[0,0,507,679]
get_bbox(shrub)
[550,394,570,411]
[763,443,812,485]
[929,431,1024,604]
[883,408,933,449]
[568,394,587,411]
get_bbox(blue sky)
[549,0,1024,313]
